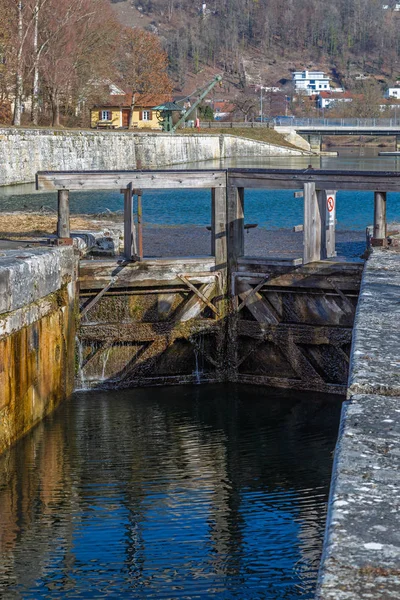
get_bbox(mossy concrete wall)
[0,247,78,454]
[0,128,306,186]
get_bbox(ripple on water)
[0,384,342,599]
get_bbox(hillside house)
[90,92,170,129]
[316,91,353,109]
[293,70,331,96]
[213,100,235,120]
[385,88,400,99]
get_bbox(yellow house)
[90,92,171,130]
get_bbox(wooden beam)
[36,170,227,191]
[57,189,70,238]
[80,276,118,319]
[227,184,244,275]
[237,281,279,324]
[303,182,322,264]
[178,275,220,317]
[137,189,143,260]
[373,191,387,240]
[237,276,270,312]
[124,182,137,260]
[80,319,218,343]
[228,169,400,191]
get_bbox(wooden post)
[227,184,244,274]
[303,182,322,264]
[137,189,143,260]
[213,186,227,268]
[123,182,137,260]
[57,189,70,238]
[373,191,387,240]
[211,188,216,257]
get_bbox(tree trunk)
[31,1,40,125]
[12,1,24,126]
[51,92,60,127]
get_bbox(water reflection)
[0,384,341,598]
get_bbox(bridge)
[273,118,400,152]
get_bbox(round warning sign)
[327,196,335,212]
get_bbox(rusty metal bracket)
[178,274,220,317]
[80,276,118,319]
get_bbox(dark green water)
[0,384,342,599]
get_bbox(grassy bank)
[181,126,299,149]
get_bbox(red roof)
[93,92,171,109]
[318,91,353,99]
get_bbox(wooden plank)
[178,276,219,317]
[228,170,400,191]
[237,257,303,267]
[237,276,270,312]
[237,281,279,324]
[80,319,218,343]
[327,277,356,313]
[80,276,118,318]
[57,189,70,238]
[37,170,227,190]
[234,268,363,291]
[79,259,217,290]
[236,374,345,395]
[174,283,216,321]
[237,320,353,345]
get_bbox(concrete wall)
[0,128,306,187]
[0,247,78,454]
[316,249,400,599]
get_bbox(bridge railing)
[197,118,400,128]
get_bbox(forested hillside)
[111,0,400,92]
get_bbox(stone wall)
[316,250,400,599]
[0,247,78,454]
[0,128,306,186]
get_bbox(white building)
[292,70,331,96]
[385,88,400,99]
[316,91,353,109]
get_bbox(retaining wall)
[0,128,306,187]
[0,247,78,454]
[316,249,400,599]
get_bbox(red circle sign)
[327,196,335,212]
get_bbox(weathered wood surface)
[38,168,400,192]
[235,261,363,290]
[373,191,387,240]
[124,183,136,260]
[303,182,321,264]
[79,258,217,290]
[57,189,70,238]
[78,261,359,393]
[236,375,345,395]
[236,321,352,344]
[228,168,400,191]
[80,319,218,343]
[37,170,227,190]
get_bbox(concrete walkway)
[316,249,400,599]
